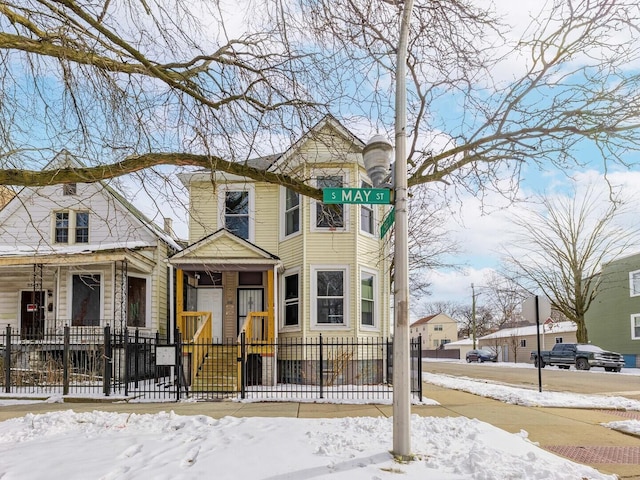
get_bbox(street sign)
[380,208,395,238]
[323,187,391,204]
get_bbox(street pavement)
[0,383,639,479]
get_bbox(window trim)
[311,265,350,329]
[217,183,255,242]
[359,178,375,237]
[280,187,301,240]
[281,268,301,331]
[630,270,640,297]
[631,314,640,340]
[310,170,349,233]
[53,210,90,245]
[68,272,104,326]
[360,267,378,330]
[127,274,152,328]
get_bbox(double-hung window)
[55,211,89,244]
[71,274,101,326]
[314,268,345,325]
[361,271,375,327]
[630,270,640,296]
[316,176,344,229]
[225,191,249,239]
[283,272,300,327]
[284,188,300,237]
[632,314,640,340]
[360,180,374,235]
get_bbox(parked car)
[530,343,624,371]
[466,349,497,363]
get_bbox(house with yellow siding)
[169,116,392,390]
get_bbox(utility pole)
[471,283,477,349]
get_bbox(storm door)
[20,290,45,340]
[237,288,264,335]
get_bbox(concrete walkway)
[0,383,639,479]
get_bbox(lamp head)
[363,135,393,188]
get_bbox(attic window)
[63,183,77,195]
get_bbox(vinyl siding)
[586,252,640,356]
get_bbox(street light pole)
[392,0,414,460]
[362,0,414,459]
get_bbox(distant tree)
[504,185,639,343]
[457,304,494,346]
[482,272,528,329]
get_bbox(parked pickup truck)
[530,343,624,372]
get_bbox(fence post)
[103,325,111,396]
[240,331,246,399]
[134,328,140,387]
[5,325,11,393]
[123,327,129,396]
[417,334,423,399]
[63,325,70,396]
[175,330,182,401]
[319,334,323,399]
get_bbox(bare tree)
[503,184,639,343]
[482,272,528,329]
[0,1,639,204]
[457,303,493,341]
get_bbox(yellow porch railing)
[177,311,212,389]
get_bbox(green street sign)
[380,208,395,238]
[322,187,392,204]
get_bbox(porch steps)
[191,345,238,392]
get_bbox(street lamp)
[362,0,415,459]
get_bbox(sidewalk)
[0,383,639,479]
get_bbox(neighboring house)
[0,151,180,340]
[478,321,577,363]
[585,252,640,367]
[169,116,391,389]
[410,313,458,350]
[443,338,473,360]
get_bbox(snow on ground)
[0,361,638,479]
[0,410,616,480]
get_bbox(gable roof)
[169,229,281,269]
[410,313,456,328]
[1,151,181,251]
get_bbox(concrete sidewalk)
[0,383,639,479]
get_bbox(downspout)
[272,263,279,387]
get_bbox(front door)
[237,288,264,334]
[20,290,45,340]
[196,288,223,341]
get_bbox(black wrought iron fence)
[0,325,178,401]
[232,334,423,402]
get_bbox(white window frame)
[630,270,640,297]
[53,210,90,245]
[520,339,527,348]
[359,178,375,237]
[127,274,152,328]
[217,183,255,242]
[281,268,301,331]
[310,170,349,233]
[433,324,443,331]
[311,265,350,329]
[67,272,104,326]
[360,267,378,330]
[280,187,301,240]
[631,314,640,340]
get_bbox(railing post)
[63,325,70,396]
[5,325,11,393]
[240,331,246,399]
[319,334,324,399]
[103,325,111,396]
